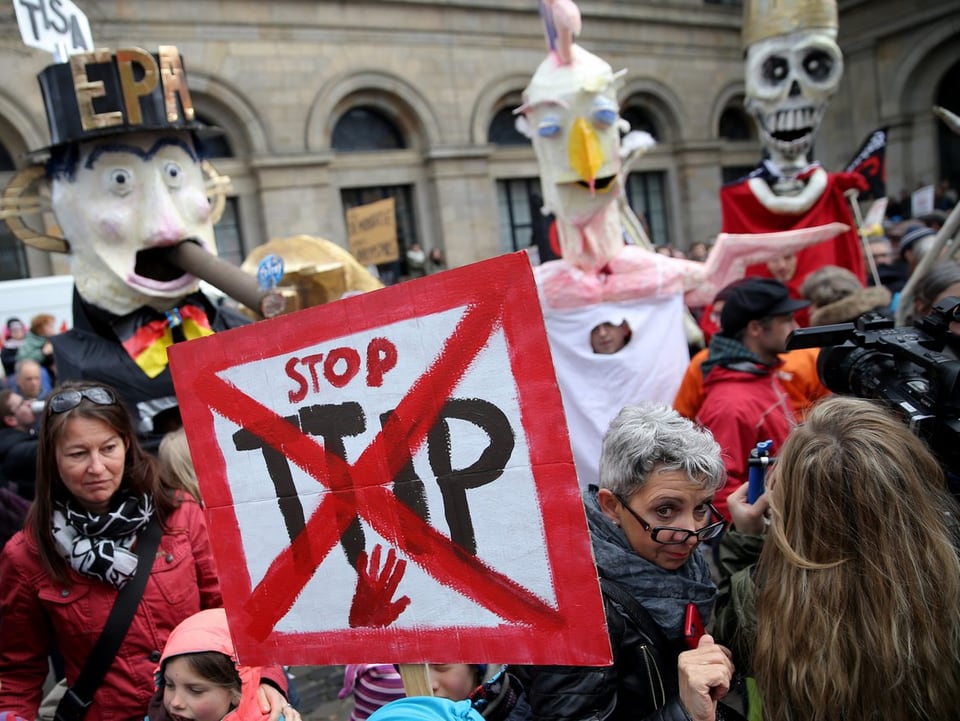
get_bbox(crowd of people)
[4,202,960,720]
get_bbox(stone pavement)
[288,665,353,721]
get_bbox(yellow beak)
[568,117,604,187]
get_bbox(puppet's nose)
[568,117,604,190]
[142,175,188,245]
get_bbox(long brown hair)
[27,381,181,585]
[753,396,960,721]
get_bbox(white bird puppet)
[517,0,846,487]
[518,0,845,310]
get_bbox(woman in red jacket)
[0,381,288,721]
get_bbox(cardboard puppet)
[723,0,868,303]
[518,0,846,486]
[1,47,281,446]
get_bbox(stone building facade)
[0,0,958,281]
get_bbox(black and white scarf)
[52,494,155,588]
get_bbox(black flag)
[845,128,888,199]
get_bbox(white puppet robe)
[541,296,688,489]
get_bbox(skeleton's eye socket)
[762,56,790,84]
[538,115,563,138]
[802,49,834,82]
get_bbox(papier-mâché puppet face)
[519,44,628,229]
[744,28,842,170]
[51,130,217,316]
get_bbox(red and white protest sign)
[169,252,611,667]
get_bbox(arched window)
[621,105,659,141]
[488,107,529,146]
[332,107,406,151]
[719,106,753,141]
[0,141,13,171]
[194,112,234,158]
[0,139,27,279]
[936,59,960,199]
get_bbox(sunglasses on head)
[48,387,117,414]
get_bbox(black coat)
[0,425,38,500]
[512,577,692,721]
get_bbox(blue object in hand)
[747,440,773,504]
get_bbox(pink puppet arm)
[688,222,849,307]
[535,222,848,311]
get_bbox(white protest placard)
[13,0,93,57]
[169,252,612,667]
[911,185,935,218]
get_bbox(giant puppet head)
[516,0,639,271]
[742,0,843,177]
[3,47,228,316]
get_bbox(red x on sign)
[169,252,611,667]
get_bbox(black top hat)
[33,46,215,157]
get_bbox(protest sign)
[169,252,611,667]
[347,197,400,266]
[13,0,93,57]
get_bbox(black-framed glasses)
[49,387,117,414]
[614,494,727,545]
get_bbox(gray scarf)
[585,487,717,639]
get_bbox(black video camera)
[786,297,960,482]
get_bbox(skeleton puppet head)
[742,0,843,173]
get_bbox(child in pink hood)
[148,609,300,721]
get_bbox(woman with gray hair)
[514,404,736,721]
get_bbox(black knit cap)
[720,278,810,337]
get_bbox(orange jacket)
[673,346,828,421]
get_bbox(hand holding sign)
[349,544,411,628]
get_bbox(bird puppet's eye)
[591,99,619,130]
[538,115,563,138]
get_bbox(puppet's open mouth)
[771,128,812,142]
[133,241,199,282]
[576,175,616,192]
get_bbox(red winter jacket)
[0,498,222,721]
[697,363,796,518]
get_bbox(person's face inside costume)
[51,130,216,316]
[56,415,128,514]
[163,655,241,721]
[598,467,718,571]
[590,321,630,354]
[765,254,797,283]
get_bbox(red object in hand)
[684,602,705,649]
